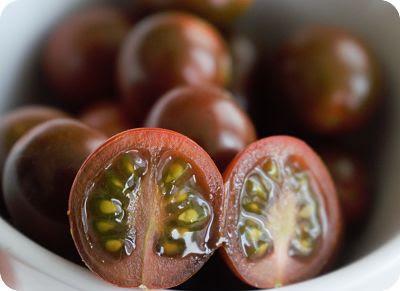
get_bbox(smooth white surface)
[1,0,400,290]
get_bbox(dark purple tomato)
[0,106,67,217]
[321,149,370,231]
[222,136,343,288]
[3,119,106,258]
[139,0,253,27]
[145,86,256,170]
[117,12,232,124]
[43,6,132,106]
[276,26,381,134]
[79,101,132,137]
[69,128,224,288]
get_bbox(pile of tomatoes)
[0,1,382,289]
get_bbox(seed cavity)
[239,219,273,260]
[156,157,213,258]
[84,150,148,257]
[238,157,322,261]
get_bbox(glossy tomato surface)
[3,119,106,259]
[222,136,342,288]
[79,101,132,137]
[117,12,232,124]
[145,86,256,170]
[0,106,67,217]
[276,26,381,134]
[69,128,224,289]
[43,5,131,106]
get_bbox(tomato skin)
[276,26,381,135]
[0,106,67,217]
[145,86,256,170]
[221,136,343,288]
[79,101,132,137]
[43,6,131,106]
[139,0,253,27]
[321,149,370,231]
[3,119,106,259]
[117,12,232,124]
[69,128,224,289]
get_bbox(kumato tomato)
[321,149,370,231]
[43,6,131,106]
[69,128,224,289]
[276,26,381,134]
[222,136,342,288]
[0,106,67,217]
[79,101,132,137]
[117,12,232,124]
[3,119,106,259]
[139,0,253,27]
[145,86,256,171]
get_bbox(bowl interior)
[1,0,400,289]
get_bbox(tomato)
[145,86,256,170]
[276,26,381,134]
[79,101,132,137]
[43,6,131,106]
[117,12,231,124]
[3,119,106,259]
[222,136,342,288]
[0,106,67,217]
[69,128,224,288]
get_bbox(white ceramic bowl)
[1,0,400,290]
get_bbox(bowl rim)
[1,217,400,290]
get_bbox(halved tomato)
[222,136,343,288]
[69,128,224,289]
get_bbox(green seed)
[252,241,269,258]
[263,160,280,181]
[158,238,185,257]
[96,221,116,233]
[124,161,134,175]
[99,200,117,214]
[246,178,268,200]
[243,201,263,214]
[110,177,124,189]
[178,209,199,224]
[165,162,185,183]
[168,190,188,204]
[298,204,313,219]
[104,239,123,252]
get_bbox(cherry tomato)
[0,106,67,217]
[3,119,106,259]
[79,101,132,137]
[276,26,381,134]
[222,136,343,288]
[69,128,224,288]
[117,12,232,124]
[145,86,256,170]
[43,6,131,106]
